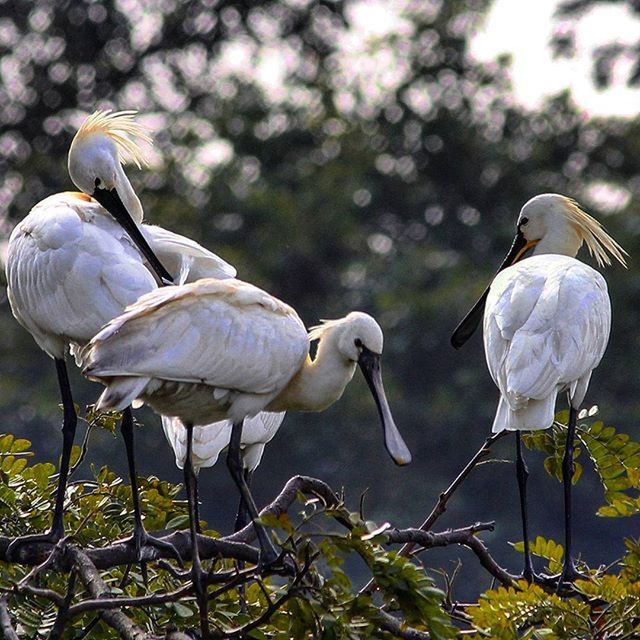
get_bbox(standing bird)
[5,111,235,558]
[82,277,412,631]
[451,194,626,586]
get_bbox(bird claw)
[118,528,184,568]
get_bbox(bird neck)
[116,163,144,224]
[268,332,357,412]
[532,225,581,259]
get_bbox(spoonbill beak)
[92,187,174,285]
[358,347,412,466]
[451,229,538,349]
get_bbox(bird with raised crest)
[451,193,627,588]
[5,110,236,561]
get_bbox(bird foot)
[118,527,184,568]
[6,528,64,562]
[555,562,589,593]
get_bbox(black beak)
[451,229,534,350]
[92,187,174,285]
[358,347,412,466]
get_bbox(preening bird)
[5,111,235,558]
[82,277,412,607]
[451,193,626,585]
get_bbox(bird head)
[517,194,627,268]
[67,110,173,284]
[309,312,412,466]
[450,193,627,350]
[68,110,150,224]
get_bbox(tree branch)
[385,523,516,586]
[0,597,19,640]
[377,610,432,640]
[228,474,348,544]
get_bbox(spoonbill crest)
[82,277,412,611]
[5,111,235,560]
[451,193,626,586]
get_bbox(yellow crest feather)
[75,110,152,169]
[562,197,628,268]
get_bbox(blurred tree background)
[0,0,639,600]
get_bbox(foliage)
[523,409,640,517]
[2,414,640,638]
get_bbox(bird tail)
[492,395,556,433]
[96,377,150,412]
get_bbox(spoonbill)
[82,277,412,606]
[162,412,286,532]
[5,111,235,559]
[451,194,626,585]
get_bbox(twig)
[360,432,507,595]
[0,597,19,640]
[228,475,348,545]
[385,523,515,586]
[403,432,507,549]
[377,610,431,639]
[48,571,77,640]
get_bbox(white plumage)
[451,192,626,584]
[6,192,235,360]
[162,412,286,473]
[4,110,237,555]
[485,254,611,433]
[83,276,411,569]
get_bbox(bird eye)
[520,216,529,226]
[354,338,363,348]
[94,178,101,188]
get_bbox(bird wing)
[162,411,286,472]
[6,193,157,356]
[140,224,236,284]
[85,278,309,396]
[484,255,611,406]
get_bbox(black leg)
[559,405,581,587]
[193,471,202,535]
[227,421,278,565]
[119,408,182,565]
[234,469,253,533]
[184,422,209,638]
[516,432,535,581]
[7,359,77,559]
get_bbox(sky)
[470,0,640,118]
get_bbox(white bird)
[161,411,286,532]
[82,277,412,612]
[4,111,236,558]
[451,193,626,586]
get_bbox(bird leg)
[234,468,253,612]
[227,421,279,567]
[558,404,583,588]
[234,469,253,533]
[184,421,210,638]
[118,407,182,568]
[515,432,536,582]
[7,359,77,559]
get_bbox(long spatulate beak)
[451,229,535,349]
[358,347,412,466]
[92,187,174,285]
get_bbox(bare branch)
[385,523,516,587]
[228,475,348,545]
